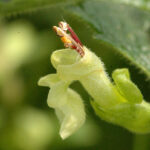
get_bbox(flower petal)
[38,74,60,87]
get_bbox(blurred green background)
[0,0,150,150]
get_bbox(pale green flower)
[38,21,150,139]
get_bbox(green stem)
[133,134,150,150]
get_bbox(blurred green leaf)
[66,0,150,78]
[0,0,80,17]
[111,0,150,11]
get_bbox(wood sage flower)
[38,21,150,139]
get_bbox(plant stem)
[133,134,150,150]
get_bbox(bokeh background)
[0,0,150,150]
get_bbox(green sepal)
[112,68,143,104]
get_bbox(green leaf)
[0,0,79,17]
[111,0,150,11]
[66,0,150,78]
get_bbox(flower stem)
[133,134,150,150]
